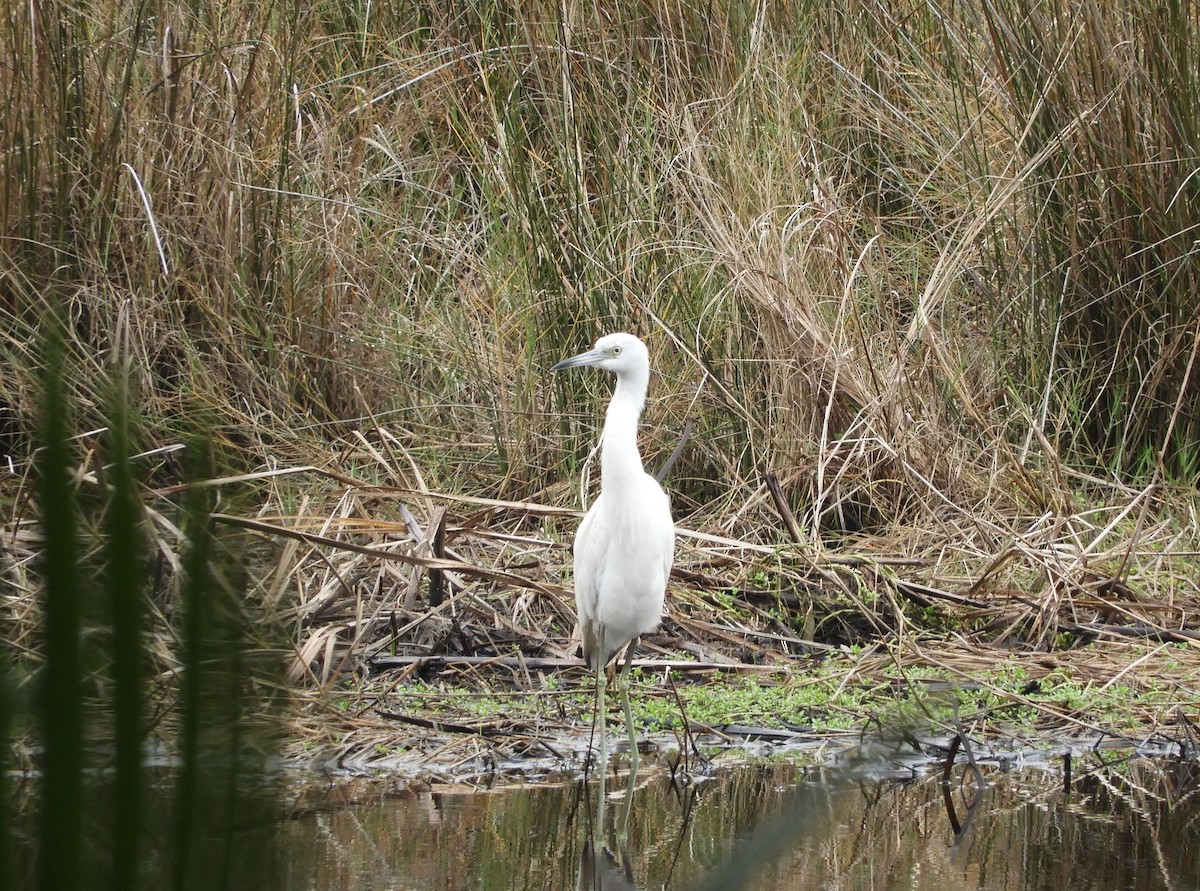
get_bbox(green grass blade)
[171,439,213,891]
[0,659,13,891]
[35,330,83,891]
[103,376,146,891]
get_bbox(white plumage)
[573,476,673,669]
[552,331,674,836]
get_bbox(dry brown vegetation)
[1,0,1199,767]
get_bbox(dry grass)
[183,453,1200,767]
[1,0,1198,767]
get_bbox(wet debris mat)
[204,469,1200,774]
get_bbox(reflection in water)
[582,730,643,851]
[578,741,643,890]
[272,754,1200,890]
[578,841,637,891]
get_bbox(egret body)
[552,332,674,832]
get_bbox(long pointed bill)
[550,348,605,371]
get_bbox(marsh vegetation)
[2,0,1199,866]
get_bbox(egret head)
[550,332,648,376]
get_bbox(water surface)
[274,752,1198,890]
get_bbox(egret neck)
[601,366,649,490]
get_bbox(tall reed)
[34,327,84,891]
[4,335,285,888]
[977,0,1200,477]
[1,0,1196,545]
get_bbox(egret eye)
[611,346,622,355]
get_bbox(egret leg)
[617,640,640,775]
[616,638,640,842]
[593,663,608,844]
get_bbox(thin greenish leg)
[616,639,640,842]
[594,664,608,845]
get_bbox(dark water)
[8,749,1198,889]
[272,753,1198,890]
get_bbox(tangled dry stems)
[192,442,1199,767]
[1,0,1199,768]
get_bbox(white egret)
[552,332,674,834]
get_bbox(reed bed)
[1,0,1198,769]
